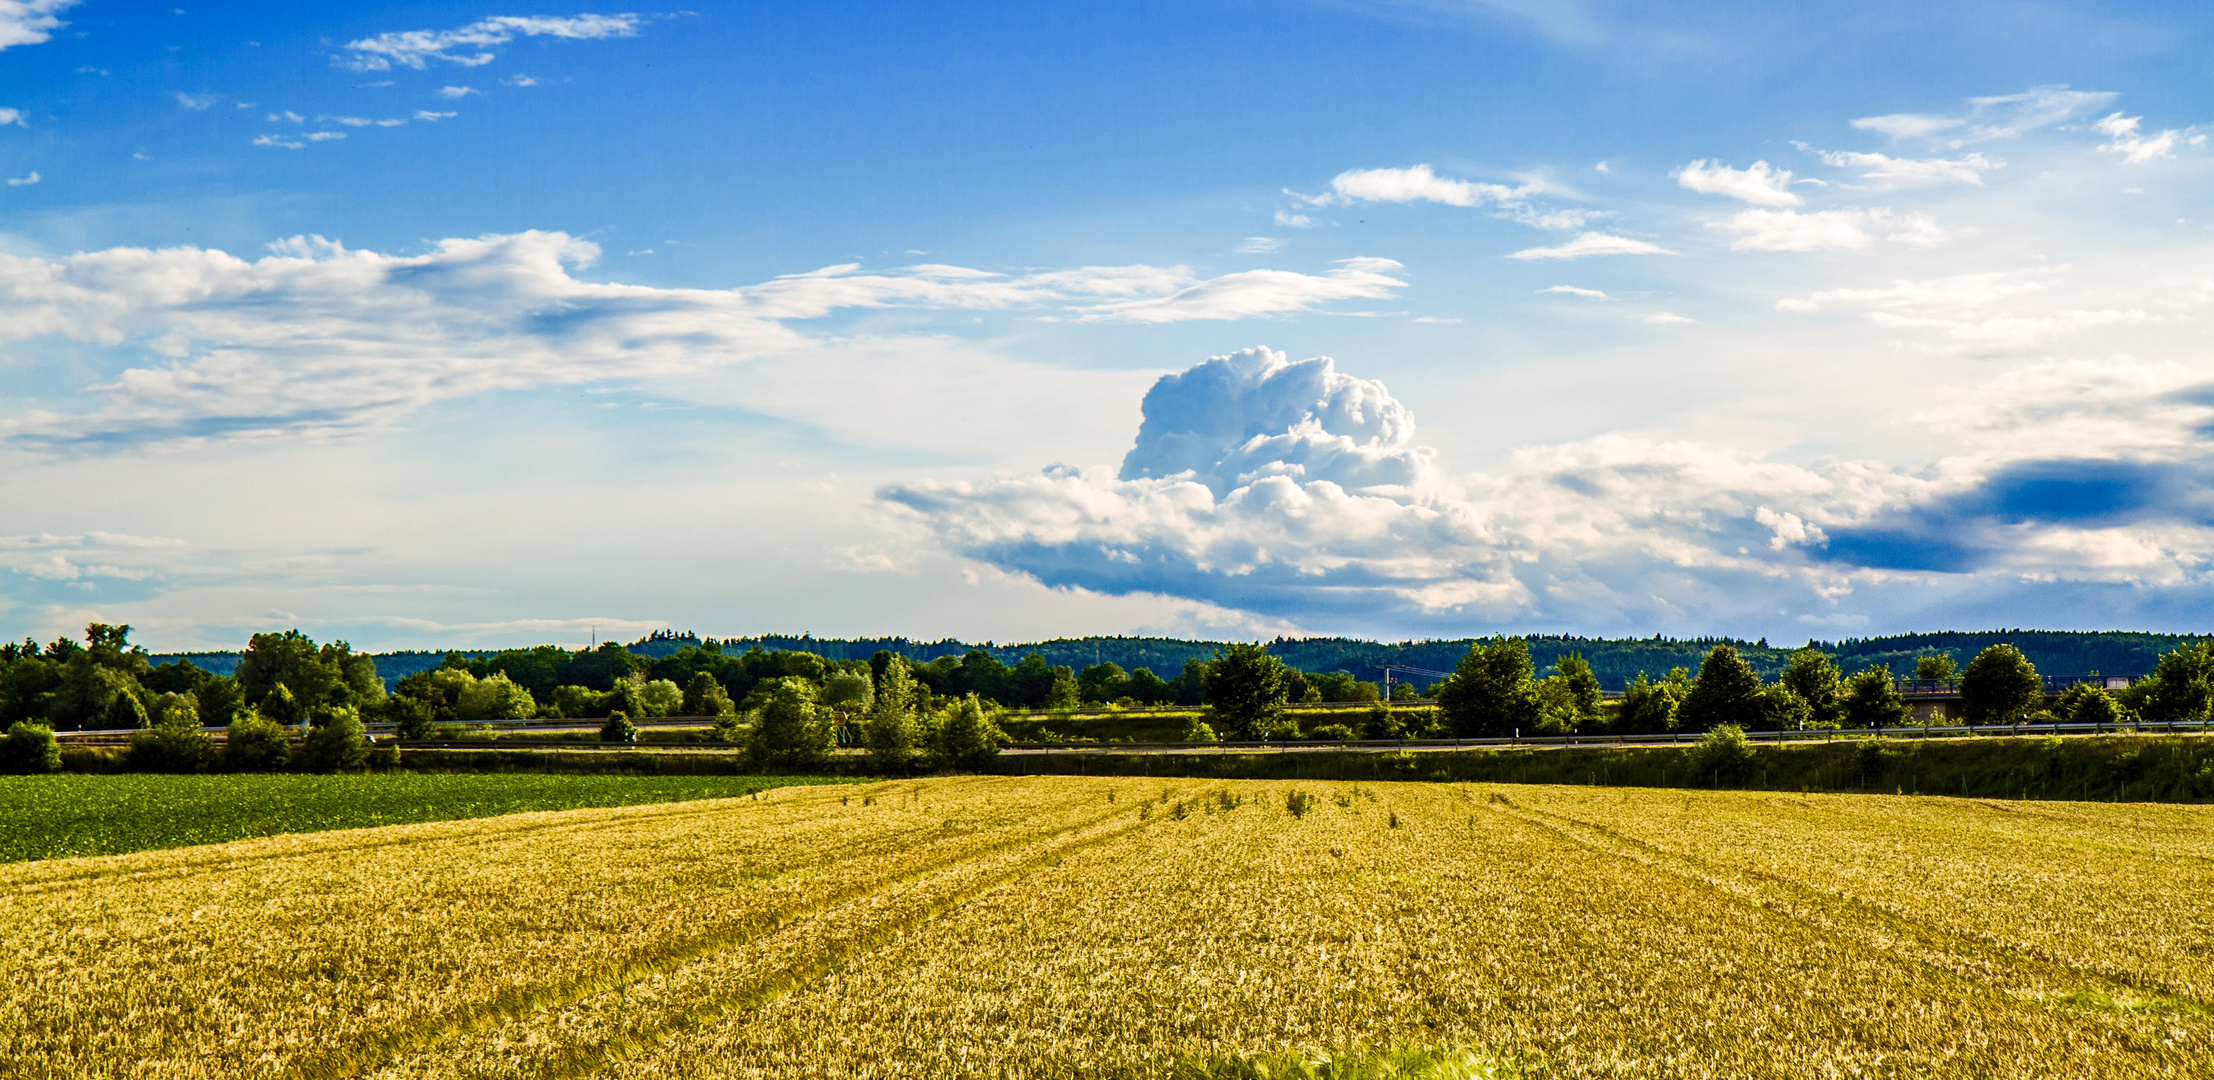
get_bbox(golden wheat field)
[7,776,2214,1079]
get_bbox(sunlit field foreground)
[9,777,2214,1078]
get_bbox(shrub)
[224,711,292,772]
[1,721,60,774]
[933,694,1005,770]
[370,738,402,770]
[1691,723,1755,784]
[600,711,639,743]
[302,706,369,772]
[128,723,216,773]
[384,695,436,739]
[1361,702,1402,740]
[1309,723,1358,742]
[1181,717,1219,744]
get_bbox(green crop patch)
[0,773,854,862]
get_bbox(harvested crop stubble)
[0,776,1153,1079]
[9,779,2214,1078]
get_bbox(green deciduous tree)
[1435,637,1539,738]
[682,672,735,717]
[862,655,922,768]
[1201,643,1291,741]
[1843,665,1910,729]
[1781,650,1846,727]
[1756,683,1812,731]
[1678,646,1764,733]
[1550,653,1604,727]
[1960,644,2043,726]
[2135,642,2214,723]
[1614,670,1685,735]
[2059,683,2132,726]
[456,672,536,721]
[745,678,835,769]
[302,705,369,772]
[1913,654,1958,681]
[933,694,1006,770]
[194,676,246,727]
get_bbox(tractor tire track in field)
[1484,789,2214,1058]
[344,782,1214,1080]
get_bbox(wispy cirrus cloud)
[1807,148,2001,187]
[0,234,1414,450]
[1852,85,2116,146]
[338,13,642,71]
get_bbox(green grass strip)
[0,773,854,863]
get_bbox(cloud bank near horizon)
[884,344,2214,634]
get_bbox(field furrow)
[9,777,2212,1079]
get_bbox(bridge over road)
[1897,675,2140,723]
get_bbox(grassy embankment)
[0,773,852,862]
[996,732,2214,802]
[8,776,2214,1077]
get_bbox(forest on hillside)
[155,627,2214,693]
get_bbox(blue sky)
[3,1,2213,650]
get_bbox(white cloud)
[503,74,539,87]
[439,85,479,99]
[7,170,37,186]
[340,14,642,71]
[173,92,218,110]
[322,115,406,128]
[1849,113,1960,140]
[1854,86,2116,147]
[1316,163,1543,208]
[1304,164,1591,230]
[1712,208,1945,252]
[414,110,457,122]
[1644,312,1694,324]
[1775,268,2153,353]
[0,0,74,51]
[267,110,305,123]
[252,135,304,149]
[1073,257,1406,323]
[1507,232,1673,260]
[1272,210,1313,228]
[307,131,345,142]
[0,532,184,585]
[0,108,22,126]
[2093,112,2201,165]
[1539,285,1610,299]
[883,345,2214,630]
[0,235,1418,448]
[1235,237,1281,254]
[1673,159,1801,207]
[1811,148,2001,187]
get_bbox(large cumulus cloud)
[883,347,2214,633]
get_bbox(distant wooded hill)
[156,628,2210,692]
